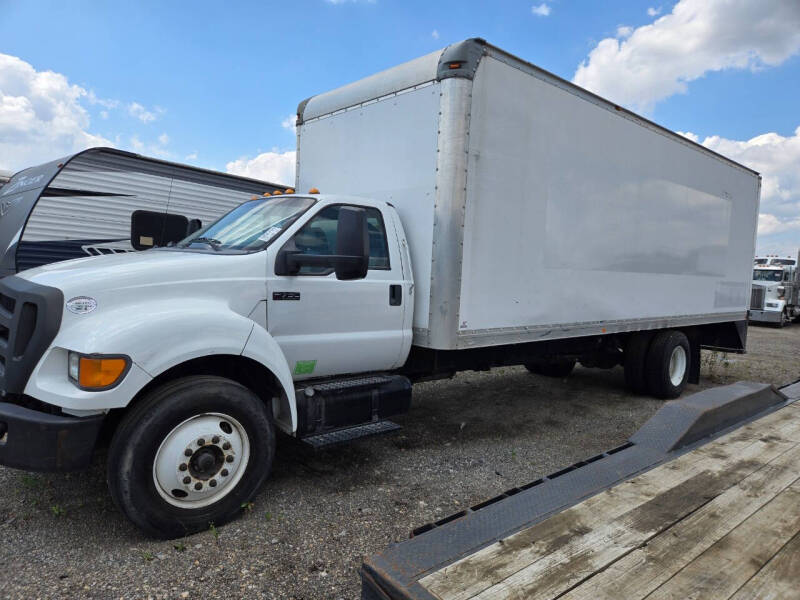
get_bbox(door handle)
[389,284,402,306]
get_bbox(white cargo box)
[296,39,760,351]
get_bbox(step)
[300,420,402,449]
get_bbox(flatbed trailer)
[362,379,800,600]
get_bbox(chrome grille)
[750,286,766,310]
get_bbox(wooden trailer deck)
[362,381,800,600]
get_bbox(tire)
[778,310,789,328]
[624,332,653,395]
[107,376,275,539]
[524,358,576,378]
[645,330,691,399]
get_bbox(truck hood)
[17,249,261,298]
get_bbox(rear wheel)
[107,376,275,538]
[624,332,653,395]
[524,358,576,378]
[645,330,691,399]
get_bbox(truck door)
[267,203,407,380]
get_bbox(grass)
[209,522,220,541]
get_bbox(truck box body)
[296,39,761,351]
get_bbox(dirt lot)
[0,324,798,600]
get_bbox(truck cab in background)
[749,253,800,326]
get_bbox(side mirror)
[131,210,190,250]
[186,219,202,236]
[274,206,370,279]
[334,206,369,280]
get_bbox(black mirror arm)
[279,251,366,276]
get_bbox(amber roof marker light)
[448,62,463,70]
[308,187,320,194]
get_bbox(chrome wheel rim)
[153,413,250,508]
[668,346,687,387]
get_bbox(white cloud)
[431,29,440,40]
[185,151,198,161]
[226,150,296,186]
[573,0,800,111]
[86,91,119,110]
[616,25,633,39]
[682,126,800,254]
[0,53,113,172]
[130,133,171,159]
[281,114,297,134]
[128,102,165,124]
[647,6,662,17]
[531,3,551,17]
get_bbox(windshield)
[753,269,782,282]
[177,196,316,251]
[754,258,768,265]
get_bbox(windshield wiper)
[192,237,222,251]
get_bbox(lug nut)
[197,438,205,446]
[194,482,202,491]
[179,463,188,471]
[184,449,193,457]
[183,476,191,484]
[209,479,217,487]
[222,442,231,450]
[225,455,234,463]
[221,469,229,477]
[212,436,220,444]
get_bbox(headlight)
[68,351,80,381]
[68,351,130,390]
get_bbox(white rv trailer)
[0,148,285,276]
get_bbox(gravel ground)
[0,324,798,600]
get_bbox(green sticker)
[294,360,317,375]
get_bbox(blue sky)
[1,0,799,254]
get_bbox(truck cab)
[0,192,413,537]
[749,265,794,326]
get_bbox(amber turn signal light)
[78,356,129,389]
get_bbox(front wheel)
[107,376,275,538]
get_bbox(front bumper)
[748,309,783,324]
[0,401,104,471]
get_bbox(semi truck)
[750,251,800,326]
[0,39,760,537]
[0,147,284,276]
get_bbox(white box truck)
[0,39,759,537]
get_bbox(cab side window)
[291,205,390,275]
